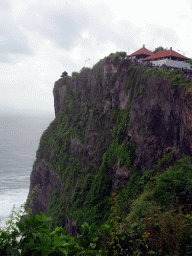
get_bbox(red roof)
[142,49,190,61]
[128,45,153,57]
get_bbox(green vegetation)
[123,63,150,103]
[148,68,192,88]
[36,52,192,231]
[188,58,192,69]
[153,46,167,53]
[35,53,135,230]
[2,157,192,255]
[92,51,126,70]
[124,62,192,93]
[25,51,192,254]
[101,105,135,171]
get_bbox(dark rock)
[29,55,192,233]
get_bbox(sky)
[1,0,192,113]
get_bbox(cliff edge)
[28,52,192,233]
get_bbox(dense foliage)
[2,157,192,255]
[153,46,167,53]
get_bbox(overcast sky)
[1,0,192,113]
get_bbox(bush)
[1,190,192,255]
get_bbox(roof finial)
[143,44,145,48]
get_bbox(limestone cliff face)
[53,61,192,172]
[29,54,192,233]
[129,80,192,172]
[29,160,62,215]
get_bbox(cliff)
[29,52,192,234]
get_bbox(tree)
[186,58,192,68]
[153,46,167,54]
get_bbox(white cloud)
[0,0,192,112]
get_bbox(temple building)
[142,47,191,70]
[127,44,153,61]
[128,45,191,70]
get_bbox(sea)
[0,110,54,229]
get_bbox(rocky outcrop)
[128,80,192,171]
[29,160,62,216]
[29,54,192,234]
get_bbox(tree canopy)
[153,46,167,54]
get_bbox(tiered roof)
[128,45,153,59]
[128,45,190,62]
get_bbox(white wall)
[152,59,191,69]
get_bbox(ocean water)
[0,111,54,228]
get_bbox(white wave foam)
[0,189,28,229]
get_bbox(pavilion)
[142,47,191,70]
[127,44,153,61]
[128,45,191,70]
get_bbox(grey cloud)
[147,23,179,47]
[22,3,129,51]
[23,3,135,58]
[0,1,11,11]
[0,18,33,54]
[0,53,11,62]
[22,5,91,50]
[21,2,179,60]
[0,6,33,62]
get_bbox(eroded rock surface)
[29,56,192,234]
